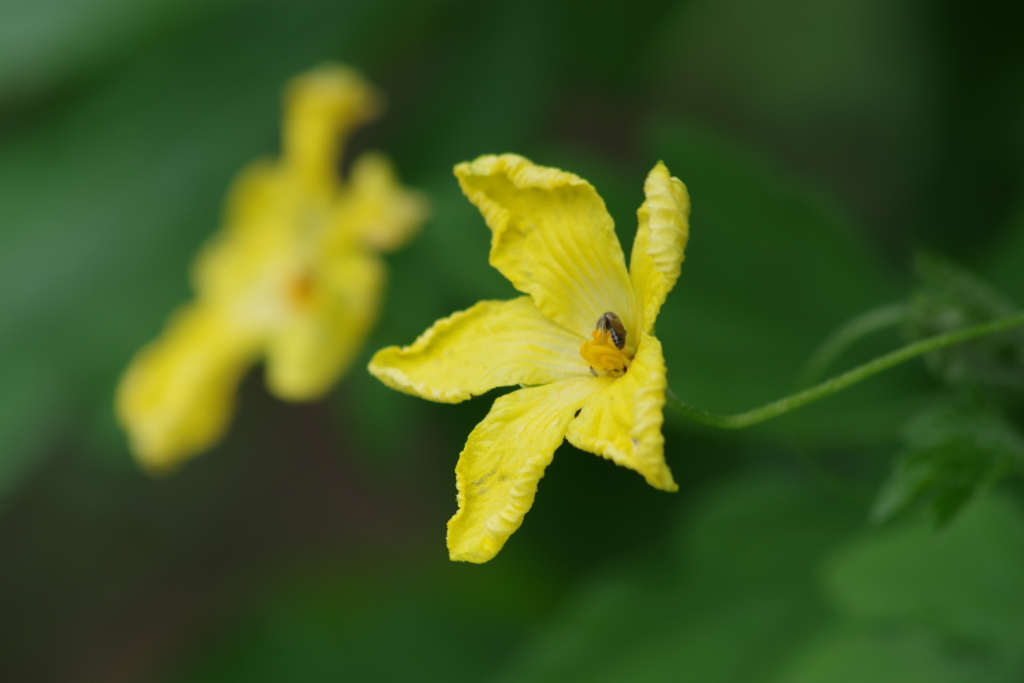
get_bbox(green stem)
[667,312,1024,429]
[796,302,907,387]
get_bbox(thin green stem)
[667,312,1024,429]
[796,302,907,387]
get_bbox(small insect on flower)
[581,310,632,376]
[597,312,627,350]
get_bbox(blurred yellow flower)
[369,155,690,563]
[118,64,427,472]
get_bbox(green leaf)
[389,0,563,172]
[489,477,1024,683]
[907,253,1024,390]
[0,0,230,100]
[645,121,910,446]
[872,402,1024,526]
[0,359,66,501]
[489,478,857,683]
[778,630,984,683]
[647,0,937,240]
[984,200,1024,305]
[163,556,554,683]
[825,494,1024,669]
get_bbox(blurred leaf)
[907,252,1024,390]
[391,0,562,172]
[778,630,984,683]
[165,556,555,683]
[489,478,857,683]
[873,402,1024,527]
[984,197,1024,307]
[492,476,1024,683]
[649,121,895,404]
[824,494,1024,674]
[0,0,234,102]
[645,121,911,447]
[0,360,65,501]
[649,0,937,241]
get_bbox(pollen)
[580,328,630,375]
[288,272,317,307]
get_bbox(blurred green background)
[2,0,1024,681]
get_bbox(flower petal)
[334,151,429,253]
[116,304,260,472]
[265,251,384,400]
[630,162,690,334]
[565,332,677,491]
[448,377,605,563]
[455,154,636,338]
[369,296,589,403]
[192,173,295,307]
[283,63,381,192]
[220,159,280,235]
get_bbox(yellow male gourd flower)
[117,64,427,472]
[369,155,690,563]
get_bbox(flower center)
[580,312,631,376]
[287,271,317,308]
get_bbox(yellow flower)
[117,64,427,472]
[369,154,690,563]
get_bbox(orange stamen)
[580,329,630,375]
[288,272,316,307]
